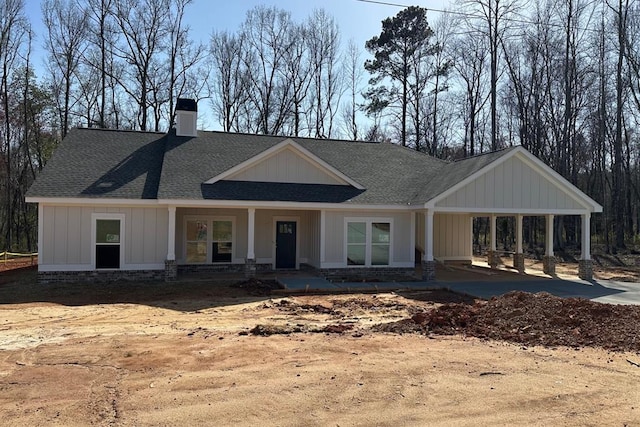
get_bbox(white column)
[247,208,256,260]
[581,213,591,260]
[37,204,44,261]
[545,214,554,256]
[320,210,326,265]
[490,214,497,252]
[516,214,523,254]
[410,211,416,263]
[167,206,176,260]
[424,210,434,262]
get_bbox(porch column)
[514,214,525,274]
[165,206,177,281]
[320,210,326,266]
[422,210,435,281]
[543,214,556,275]
[488,214,498,268]
[246,208,256,277]
[579,213,593,280]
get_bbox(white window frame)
[183,215,236,264]
[91,213,125,270]
[344,217,393,267]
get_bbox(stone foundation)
[487,251,500,268]
[320,267,417,281]
[165,260,177,282]
[513,253,525,274]
[177,263,271,275]
[578,259,593,280]
[543,255,556,275]
[245,259,256,278]
[38,269,165,284]
[421,261,436,281]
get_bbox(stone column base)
[542,255,556,275]
[421,260,436,281]
[165,259,177,282]
[578,259,593,280]
[245,259,256,278]
[488,251,499,268]
[514,253,525,274]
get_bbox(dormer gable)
[205,139,364,189]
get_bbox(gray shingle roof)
[26,128,515,205]
[27,128,167,199]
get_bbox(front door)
[276,221,296,269]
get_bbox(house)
[26,99,603,283]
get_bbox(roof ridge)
[453,145,519,162]
[74,127,166,135]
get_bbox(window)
[371,222,390,265]
[93,214,124,269]
[346,220,391,267]
[347,222,366,265]
[212,220,233,262]
[184,217,235,264]
[186,220,208,263]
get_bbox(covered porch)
[417,146,603,281]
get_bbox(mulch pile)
[375,291,640,352]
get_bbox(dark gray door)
[276,221,296,269]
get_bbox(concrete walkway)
[277,276,640,305]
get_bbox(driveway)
[278,275,640,305]
[432,278,640,305]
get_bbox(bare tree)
[209,30,249,132]
[451,33,489,155]
[341,39,364,140]
[112,0,171,131]
[306,9,342,138]
[241,6,294,135]
[42,0,89,137]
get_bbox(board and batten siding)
[436,155,585,211]
[227,147,344,185]
[322,210,413,267]
[40,205,168,270]
[434,213,472,261]
[414,212,472,262]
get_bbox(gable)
[205,139,364,189]
[433,152,597,212]
[226,146,345,185]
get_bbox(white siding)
[227,148,345,185]
[436,155,585,211]
[40,205,168,270]
[433,213,472,261]
[307,211,321,268]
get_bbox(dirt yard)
[1,267,640,426]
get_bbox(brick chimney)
[175,98,197,137]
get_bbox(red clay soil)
[0,257,37,273]
[375,291,640,352]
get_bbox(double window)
[346,220,391,266]
[185,217,234,264]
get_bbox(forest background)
[1,0,637,258]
